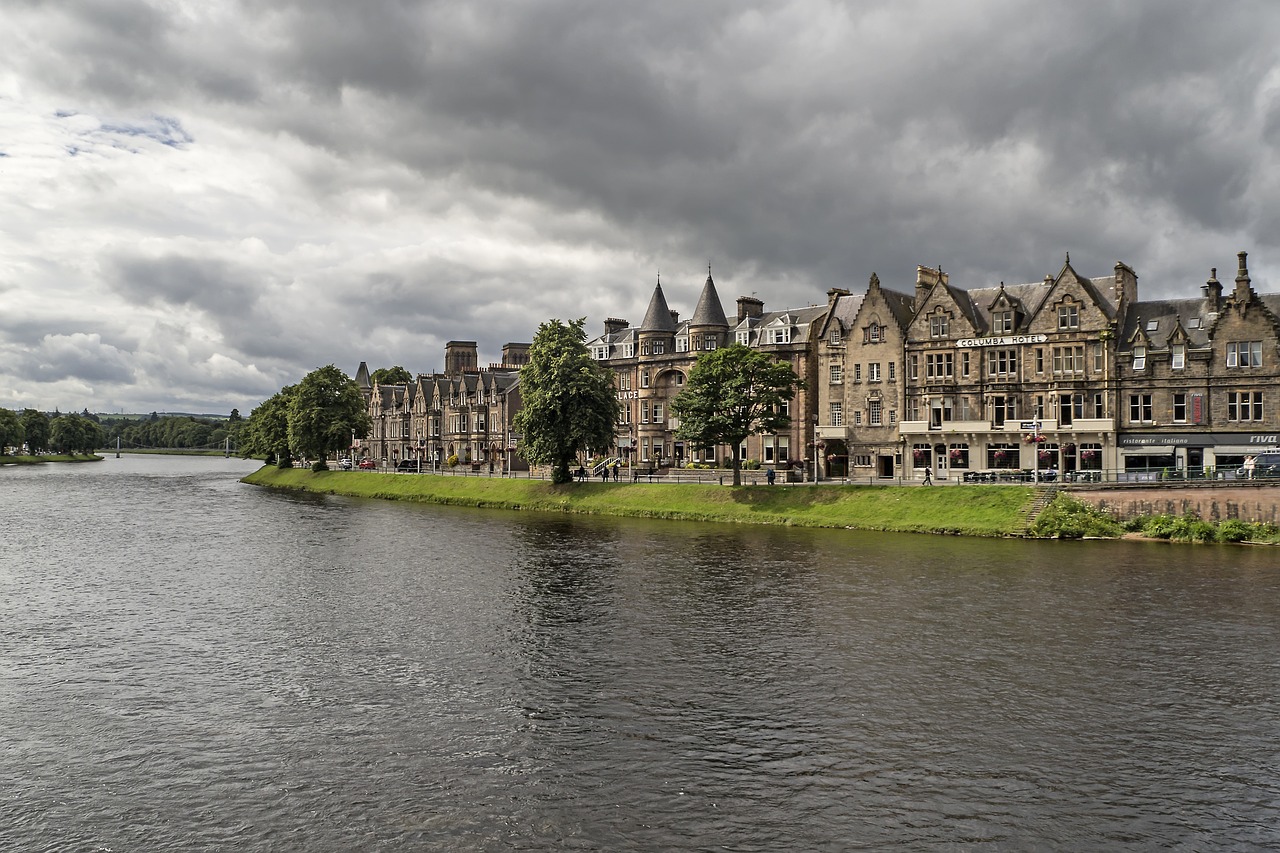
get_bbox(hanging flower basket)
[993,450,1008,463]
[1038,449,1054,465]
[1024,433,1045,444]
[949,448,965,461]
[1081,449,1098,462]
[913,449,926,465]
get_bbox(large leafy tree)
[369,366,412,386]
[513,318,620,484]
[20,409,49,453]
[242,385,296,464]
[0,408,24,454]
[49,414,105,455]
[288,365,371,468]
[671,343,803,486]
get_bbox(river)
[2,455,1278,851]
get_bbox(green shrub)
[742,458,761,470]
[311,460,328,472]
[1030,495,1123,539]
[276,456,293,469]
[447,454,459,467]
[1217,519,1251,543]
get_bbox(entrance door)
[934,443,947,481]
[1188,448,1203,478]
[878,455,894,479]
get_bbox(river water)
[2,455,1278,851]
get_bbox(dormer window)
[770,327,791,345]
[1172,343,1186,370]
[1058,303,1079,330]
[1132,345,1147,370]
[993,310,1013,334]
[829,326,842,345]
[676,336,688,352]
[736,330,749,345]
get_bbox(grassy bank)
[242,466,1037,537]
[0,454,103,465]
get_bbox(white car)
[338,458,353,470]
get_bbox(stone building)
[1115,251,1280,476]
[586,269,826,474]
[355,341,528,472]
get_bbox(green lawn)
[0,454,103,465]
[242,466,1036,537]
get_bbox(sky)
[3,0,1280,415]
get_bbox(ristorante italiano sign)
[956,334,1048,348]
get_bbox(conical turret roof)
[690,267,729,327]
[640,278,677,332]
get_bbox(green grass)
[0,454,103,465]
[242,466,1037,537]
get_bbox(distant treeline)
[102,413,243,450]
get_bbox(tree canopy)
[0,408,24,454]
[20,409,49,454]
[48,413,106,455]
[512,318,620,484]
[369,366,412,386]
[288,365,371,467]
[671,343,803,486]
[242,385,296,464]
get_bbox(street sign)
[1019,421,1042,430]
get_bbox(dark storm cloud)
[110,253,262,317]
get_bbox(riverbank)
[0,454,103,465]
[242,465,1038,537]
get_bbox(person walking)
[922,466,932,485]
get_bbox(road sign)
[1019,421,1042,430]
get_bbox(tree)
[512,318,620,484]
[369,366,412,386]
[49,414,105,455]
[242,385,296,464]
[288,365,371,469]
[20,409,50,453]
[0,408,23,455]
[671,343,803,486]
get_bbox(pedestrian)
[767,467,776,485]
[601,466,608,482]
[922,466,932,485]
[613,462,620,481]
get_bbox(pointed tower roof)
[640,276,678,332]
[690,264,729,327]
[354,361,371,389]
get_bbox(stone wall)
[1070,484,1280,524]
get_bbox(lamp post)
[812,414,819,483]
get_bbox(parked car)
[338,458,352,470]
[358,459,377,470]
[396,459,421,472]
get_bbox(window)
[1226,341,1263,367]
[1188,318,1201,329]
[1051,345,1084,375]
[1129,394,1153,423]
[829,364,843,383]
[1173,393,1187,423]
[961,351,970,378]
[991,395,1017,426]
[949,444,969,469]
[868,362,881,382]
[641,341,650,356]
[736,331,749,345]
[641,402,650,423]
[1228,391,1264,421]
[1035,348,1044,374]
[993,310,1013,333]
[869,399,882,426]
[1132,345,1146,370]
[703,335,717,351]
[1171,343,1185,369]
[829,326,843,345]
[652,403,663,423]
[829,402,843,426]
[1059,304,1080,330]
[854,363,862,382]
[930,312,949,337]
[926,352,954,380]
[889,411,896,425]
[676,336,688,353]
[1092,343,1104,373]
[865,324,881,343]
[641,370,650,388]
[888,362,896,381]
[652,339,665,355]
[986,349,1018,377]
[908,354,918,381]
[770,327,792,344]
[592,345,609,359]
[854,411,862,425]
[1145,319,1159,332]
[623,343,635,358]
